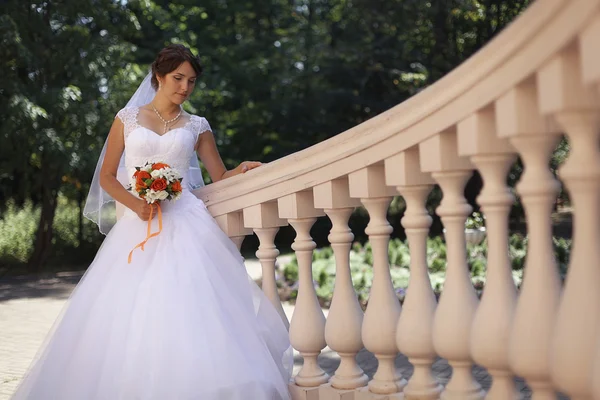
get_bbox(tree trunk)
[28,180,59,273]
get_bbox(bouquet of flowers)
[132,162,183,203]
[128,162,182,264]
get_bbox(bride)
[11,44,293,400]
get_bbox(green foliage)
[1,0,140,268]
[509,233,528,270]
[1,0,544,270]
[553,236,571,277]
[427,237,447,273]
[1,0,136,207]
[0,197,103,269]
[465,211,486,230]
[279,233,572,308]
[51,197,104,261]
[0,201,40,264]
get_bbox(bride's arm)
[99,118,152,220]
[195,130,261,183]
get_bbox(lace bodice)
[116,106,211,190]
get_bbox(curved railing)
[194,0,600,398]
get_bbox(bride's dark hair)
[151,44,203,90]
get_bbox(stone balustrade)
[194,1,600,398]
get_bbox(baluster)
[385,148,443,400]
[314,178,369,400]
[420,130,485,400]
[213,211,253,251]
[243,202,290,328]
[595,347,600,400]
[349,164,406,400]
[279,191,329,399]
[457,107,518,399]
[580,13,600,400]
[495,77,562,400]
[579,13,600,90]
[536,45,600,399]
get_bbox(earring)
[158,82,162,90]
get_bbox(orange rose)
[135,171,152,188]
[150,178,168,191]
[151,162,170,171]
[171,180,182,192]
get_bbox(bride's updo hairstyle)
[150,44,203,90]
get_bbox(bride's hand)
[237,161,262,174]
[134,199,154,221]
[220,161,263,180]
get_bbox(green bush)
[0,201,40,263]
[279,233,572,309]
[51,196,104,264]
[0,196,103,268]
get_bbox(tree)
[0,0,138,270]
[0,0,535,270]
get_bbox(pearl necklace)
[151,103,182,133]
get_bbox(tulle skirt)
[12,192,293,400]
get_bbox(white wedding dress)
[12,106,293,400]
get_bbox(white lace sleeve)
[116,106,140,139]
[189,115,212,142]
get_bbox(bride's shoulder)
[187,113,206,122]
[115,105,140,123]
[187,114,212,135]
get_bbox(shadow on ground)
[0,271,84,302]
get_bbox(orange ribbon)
[128,202,163,263]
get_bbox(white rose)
[157,190,169,201]
[145,189,158,203]
[151,170,162,178]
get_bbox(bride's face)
[157,61,197,105]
